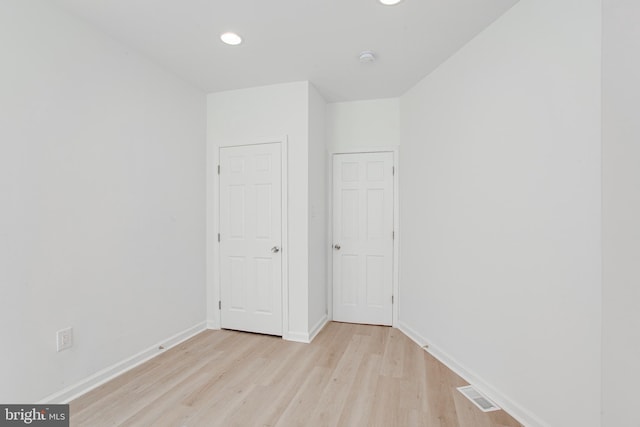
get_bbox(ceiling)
[50,0,518,102]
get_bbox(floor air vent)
[457,385,500,412]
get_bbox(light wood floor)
[70,322,523,427]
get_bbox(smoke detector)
[359,51,376,63]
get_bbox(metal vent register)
[457,385,501,412]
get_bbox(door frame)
[208,137,289,339]
[328,147,400,327]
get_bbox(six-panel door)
[219,143,283,336]
[333,152,394,326]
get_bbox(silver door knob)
[334,244,341,250]
[271,246,280,253]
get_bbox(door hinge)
[218,300,221,310]
[218,233,220,242]
[217,165,220,175]
[392,231,395,240]
[392,166,395,176]
[392,295,394,304]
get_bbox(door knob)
[334,244,341,250]
[271,246,280,253]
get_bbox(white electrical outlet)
[56,327,73,352]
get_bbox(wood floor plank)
[304,333,370,426]
[70,330,234,417]
[336,353,382,426]
[380,327,406,378]
[272,366,331,427]
[70,322,524,427]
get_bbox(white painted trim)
[206,126,220,330]
[38,322,207,404]
[397,320,427,348]
[326,149,334,322]
[212,137,289,339]
[285,331,311,343]
[328,147,400,327]
[284,315,328,344]
[308,314,329,342]
[331,146,399,155]
[206,320,218,330]
[280,138,290,340]
[391,151,399,328]
[397,321,548,427]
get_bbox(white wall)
[308,85,328,334]
[206,81,311,339]
[326,99,400,152]
[0,0,206,403]
[602,1,640,426]
[398,1,601,426]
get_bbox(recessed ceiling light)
[379,0,403,5]
[220,32,242,46]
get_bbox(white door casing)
[332,152,394,326]
[219,143,283,336]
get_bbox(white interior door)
[219,143,282,336]
[333,152,394,326]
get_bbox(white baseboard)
[397,321,548,427]
[206,320,219,330]
[308,314,329,342]
[397,320,428,348]
[284,314,329,344]
[39,322,207,404]
[284,331,310,343]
